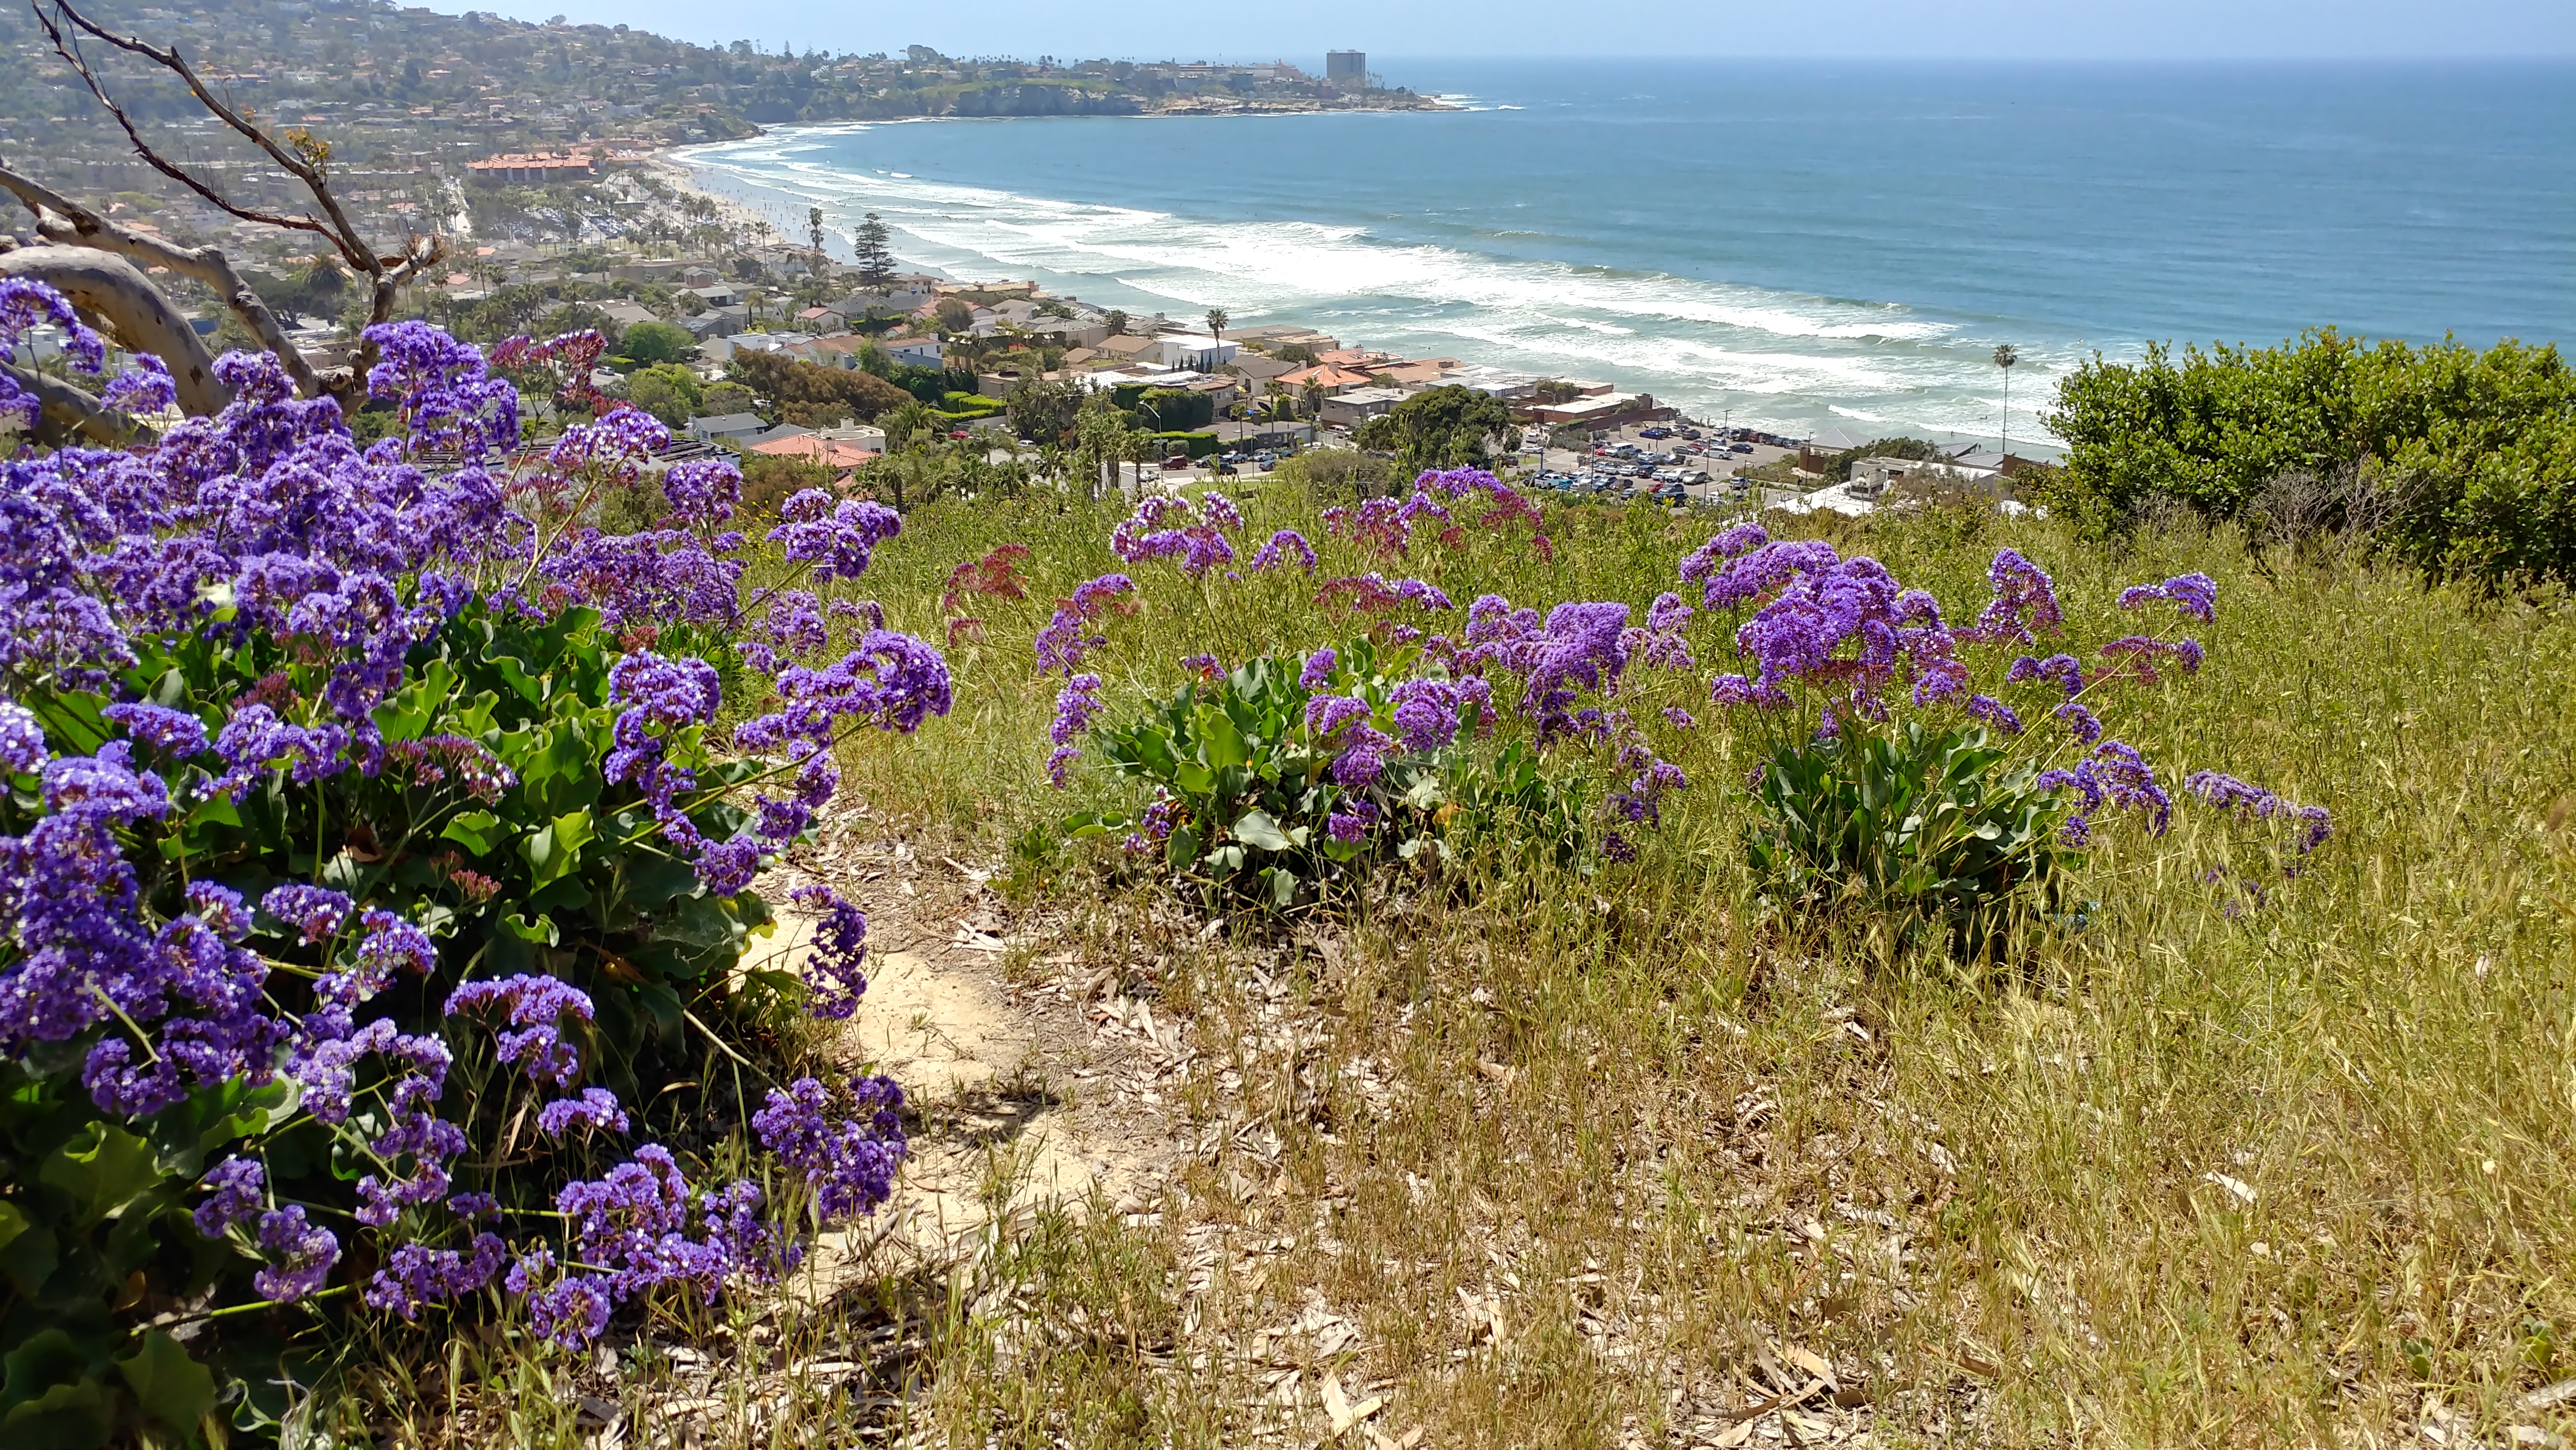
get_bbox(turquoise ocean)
[676,60,2575,447]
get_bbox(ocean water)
[676,60,2575,447]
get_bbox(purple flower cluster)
[787,883,871,1020]
[2185,770,2332,854]
[253,1205,341,1302]
[515,1145,797,1345]
[1700,542,1960,723]
[752,1073,908,1223]
[1303,693,1396,786]
[363,1232,506,1320]
[1113,493,1240,577]
[0,286,946,1350]
[2120,572,2219,623]
[1034,573,1135,675]
[1047,672,1105,789]
[539,1085,631,1139]
[768,491,902,583]
[1249,529,1318,573]
[1386,676,1486,753]
[2038,740,2173,844]
[444,974,595,1086]
[1315,574,1455,618]
[1609,736,1690,828]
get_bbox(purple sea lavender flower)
[753,1074,909,1223]
[539,1086,630,1139]
[364,1233,506,1321]
[661,457,743,527]
[1965,694,2024,736]
[1033,573,1134,675]
[193,1155,267,1237]
[1250,529,1317,572]
[1297,648,1339,692]
[252,1205,340,1302]
[1388,677,1469,753]
[1326,800,1379,843]
[101,702,209,760]
[1662,706,1697,728]
[1303,694,1374,740]
[768,493,901,582]
[262,884,356,944]
[2054,701,2104,744]
[2119,572,2218,622]
[445,974,595,1085]
[186,881,253,941]
[0,701,44,773]
[1328,722,1394,786]
[2007,653,2085,697]
[788,883,871,1020]
[1965,548,2064,645]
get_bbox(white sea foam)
[682,134,2071,442]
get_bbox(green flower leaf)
[113,1332,215,1436]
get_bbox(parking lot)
[1520,421,1800,508]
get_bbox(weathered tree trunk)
[0,242,226,415]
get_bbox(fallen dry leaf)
[2201,1170,2257,1206]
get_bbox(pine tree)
[851,213,898,291]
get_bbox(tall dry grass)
[447,474,2574,1447]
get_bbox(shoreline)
[643,139,2061,459]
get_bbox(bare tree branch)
[25,0,447,404]
[2,161,304,402]
[2,357,136,448]
[27,0,339,248]
[0,237,227,413]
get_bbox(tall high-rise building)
[1325,50,1366,85]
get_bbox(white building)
[1150,333,1239,372]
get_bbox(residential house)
[688,284,742,309]
[1436,364,1541,400]
[1229,353,1301,386]
[1094,335,1158,363]
[1151,334,1239,372]
[596,299,659,331]
[1527,392,1674,429]
[885,338,944,368]
[1277,363,1374,395]
[1318,386,1408,429]
[749,434,880,470]
[685,412,767,444]
[795,305,849,332]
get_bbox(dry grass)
[421,480,2574,1448]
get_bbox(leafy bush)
[1689,524,2329,957]
[616,320,697,367]
[2041,330,2576,582]
[1066,644,1586,908]
[0,286,947,1441]
[1747,722,2075,955]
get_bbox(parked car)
[1731,442,1756,454]
[1161,455,1192,470]
[1640,426,1671,439]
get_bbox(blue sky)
[451,0,2575,61]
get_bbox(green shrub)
[1746,722,2076,960]
[1,602,787,1437]
[2042,330,2576,582]
[1068,644,1587,910]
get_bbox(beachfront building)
[1326,50,1367,85]
[1150,334,1239,371]
[1319,386,1407,429]
[686,412,767,444]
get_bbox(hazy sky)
[443,0,2575,61]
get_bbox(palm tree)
[1993,343,2018,458]
[1204,307,1228,343]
